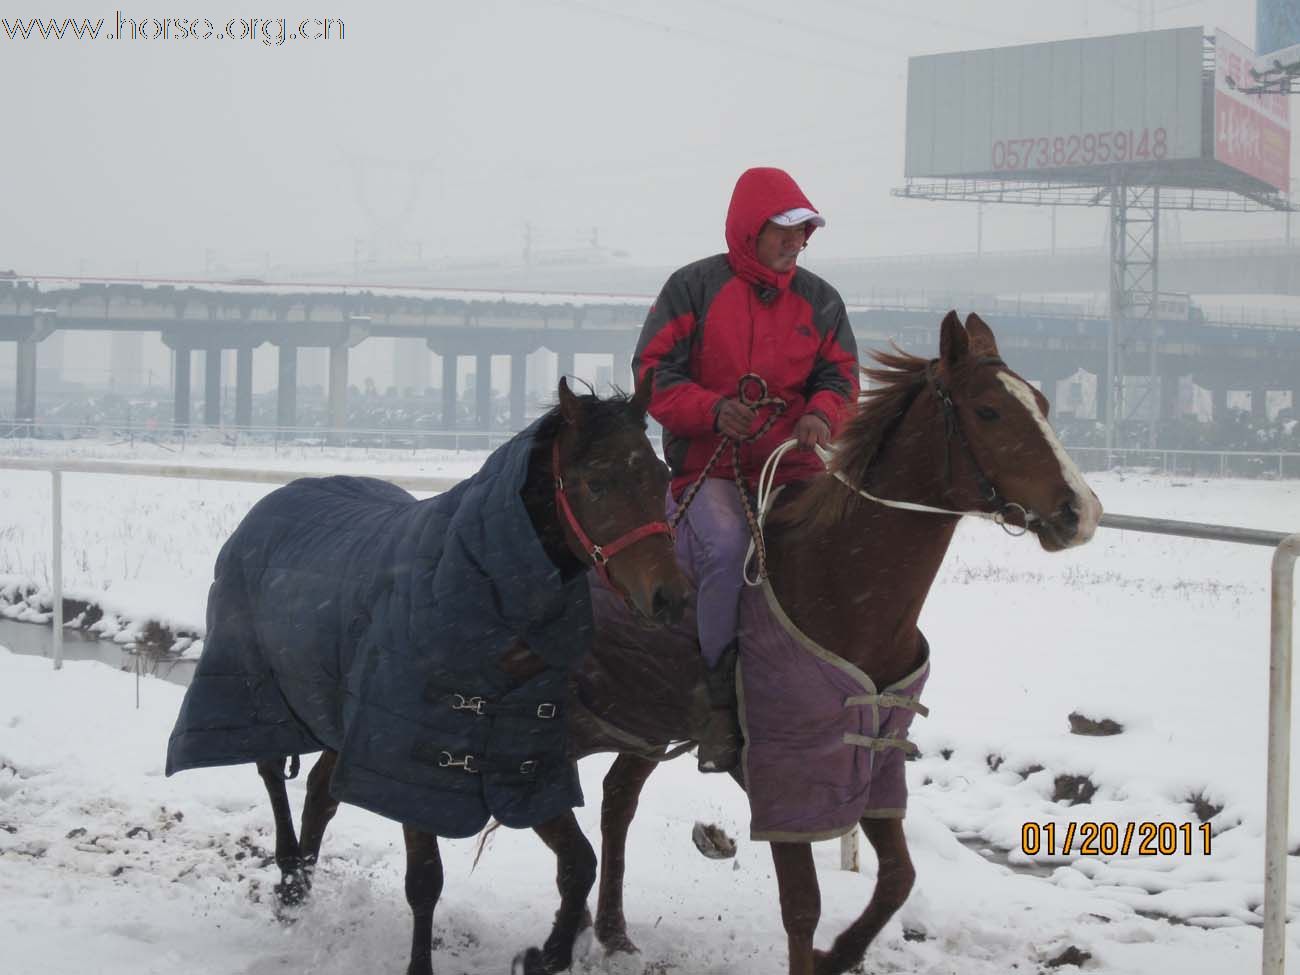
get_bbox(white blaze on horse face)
[995,372,1102,544]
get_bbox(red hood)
[724,167,820,293]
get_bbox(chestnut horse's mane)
[777,347,934,533]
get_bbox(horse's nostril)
[1058,501,1079,528]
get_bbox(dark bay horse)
[565,312,1103,975]
[166,374,689,975]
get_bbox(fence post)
[51,469,63,671]
[840,831,859,872]
[1263,534,1300,975]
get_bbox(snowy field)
[2,438,1300,973]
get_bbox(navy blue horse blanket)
[165,422,593,838]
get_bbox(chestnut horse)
[564,312,1103,975]
[218,375,689,975]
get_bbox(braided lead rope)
[668,375,786,564]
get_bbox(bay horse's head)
[551,370,688,623]
[925,311,1102,550]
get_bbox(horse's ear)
[632,367,653,416]
[964,313,999,356]
[558,377,581,427]
[939,310,968,365]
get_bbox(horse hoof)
[510,947,544,975]
[812,947,843,975]
[274,874,310,909]
[596,927,640,956]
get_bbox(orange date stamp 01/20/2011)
[1020,821,1213,857]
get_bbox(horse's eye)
[585,480,607,498]
[974,406,1000,421]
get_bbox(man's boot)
[697,642,742,774]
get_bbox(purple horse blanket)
[738,581,930,842]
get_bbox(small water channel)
[0,617,196,687]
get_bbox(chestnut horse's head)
[929,311,1102,551]
[551,371,688,623]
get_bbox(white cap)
[769,206,825,228]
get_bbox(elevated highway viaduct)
[2,279,1297,432]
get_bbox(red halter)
[552,440,674,589]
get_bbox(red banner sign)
[1214,29,1291,191]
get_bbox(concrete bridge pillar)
[1035,366,1067,408]
[15,338,37,431]
[441,353,458,429]
[1159,370,1183,423]
[509,351,527,431]
[172,347,192,428]
[204,349,222,426]
[1252,387,1269,421]
[235,347,253,428]
[556,348,575,385]
[1094,369,1110,425]
[475,352,492,430]
[1211,386,1228,421]
[328,343,349,433]
[613,347,634,394]
[277,344,298,429]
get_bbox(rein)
[669,373,788,581]
[551,439,674,591]
[747,357,1038,584]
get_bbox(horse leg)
[813,818,915,975]
[255,758,309,908]
[295,750,340,896]
[514,810,597,974]
[403,825,444,975]
[770,841,820,975]
[593,753,658,954]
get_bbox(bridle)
[921,356,1037,533]
[751,355,1040,569]
[551,439,674,591]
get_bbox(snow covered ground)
[1,439,1299,973]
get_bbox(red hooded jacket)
[633,168,860,495]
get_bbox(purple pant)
[667,478,751,668]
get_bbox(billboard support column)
[1105,184,1124,459]
[1106,183,1162,457]
[1148,187,1161,449]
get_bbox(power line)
[798,0,1024,44]
[541,0,898,80]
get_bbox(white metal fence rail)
[7,425,1300,480]
[1,458,1297,974]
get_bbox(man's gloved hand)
[793,412,831,450]
[714,398,757,440]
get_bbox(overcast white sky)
[0,0,1271,278]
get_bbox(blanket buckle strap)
[438,751,479,773]
[451,693,487,715]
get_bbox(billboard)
[1214,29,1291,191]
[905,28,1205,182]
[1258,0,1300,57]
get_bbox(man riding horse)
[632,167,860,772]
